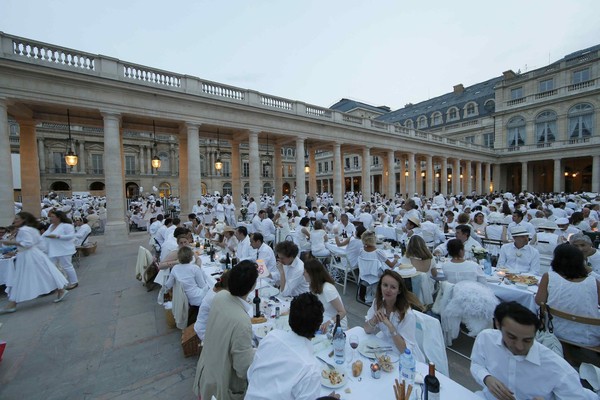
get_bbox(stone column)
[553,158,562,193]
[521,161,528,193]
[387,150,396,198]
[231,140,241,207]
[0,101,14,225]
[248,130,260,198]
[78,140,85,173]
[399,155,406,196]
[475,162,482,195]
[333,143,343,206]
[407,152,416,195]
[18,120,41,217]
[37,137,46,174]
[425,155,433,198]
[362,147,371,199]
[146,147,152,175]
[187,123,202,211]
[440,157,448,196]
[178,126,189,213]
[101,112,127,245]
[493,164,501,193]
[465,160,473,194]
[452,159,460,195]
[308,146,317,201]
[592,155,600,193]
[273,143,282,201]
[295,137,306,204]
[484,163,491,194]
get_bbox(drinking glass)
[349,334,359,363]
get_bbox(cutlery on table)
[317,356,335,370]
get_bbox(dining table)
[0,256,15,286]
[315,326,480,399]
[484,267,540,313]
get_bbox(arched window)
[535,111,557,144]
[431,112,443,126]
[464,102,478,117]
[417,115,428,129]
[282,182,291,195]
[568,103,594,139]
[507,116,526,147]
[89,181,104,191]
[263,183,272,195]
[50,181,70,191]
[126,182,139,198]
[447,107,459,121]
[484,99,495,113]
[158,182,171,198]
[222,182,232,195]
[243,182,250,195]
[405,119,413,128]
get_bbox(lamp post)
[151,120,161,170]
[214,129,223,172]
[64,110,78,168]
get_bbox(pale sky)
[2,0,599,110]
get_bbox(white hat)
[487,212,504,224]
[555,217,570,225]
[376,206,385,214]
[510,226,529,237]
[407,215,421,227]
[539,220,559,230]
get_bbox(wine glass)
[349,334,359,363]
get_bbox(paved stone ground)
[0,232,479,399]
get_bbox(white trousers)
[52,255,78,284]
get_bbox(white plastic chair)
[356,256,384,305]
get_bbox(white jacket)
[42,223,76,257]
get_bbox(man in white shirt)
[507,210,536,240]
[251,211,263,234]
[434,224,479,262]
[191,200,202,215]
[235,226,255,261]
[246,293,338,400]
[571,233,600,280]
[250,233,278,285]
[261,213,276,243]
[247,197,258,221]
[325,213,340,235]
[471,301,596,400]
[498,227,540,274]
[555,217,581,242]
[274,241,309,296]
[338,213,356,238]
[154,218,172,247]
[73,217,92,246]
[358,205,374,230]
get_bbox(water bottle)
[483,255,492,276]
[332,314,345,365]
[400,348,416,384]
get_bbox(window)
[466,103,476,116]
[447,107,459,121]
[243,182,250,195]
[464,136,475,144]
[324,162,329,172]
[287,165,293,177]
[353,156,359,169]
[318,162,322,173]
[511,87,523,100]
[568,103,594,139]
[222,182,232,195]
[507,116,526,147]
[263,183,272,195]
[535,111,557,144]
[572,68,590,84]
[484,100,495,113]
[483,132,495,148]
[52,152,67,173]
[262,162,270,178]
[405,119,413,128]
[222,161,230,176]
[345,157,350,169]
[432,112,442,126]
[91,154,103,174]
[372,156,379,166]
[539,78,554,92]
[242,161,250,177]
[417,116,428,129]
[125,155,136,175]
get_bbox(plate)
[321,368,346,389]
[254,325,273,339]
[259,286,280,297]
[505,273,538,286]
[358,339,396,359]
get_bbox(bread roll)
[352,360,363,377]
[251,316,267,324]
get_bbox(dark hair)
[214,269,230,290]
[551,243,588,279]
[228,260,259,297]
[494,301,540,330]
[176,234,190,244]
[156,214,164,221]
[252,232,264,243]
[299,217,310,227]
[374,270,423,319]
[164,218,173,226]
[355,225,366,239]
[17,211,39,228]
[172,217,181,226]
[236,226,248,237]
[501,201,512,216]
[188,213,196,219]
[455,224,471,237]
[275,240,299,258]
[173,227,190,239]
[304,259,335,294]
[177,246,194,264]
[512,210,524,220]
[447,238,464,258]
[289,292,324,339]
[570,211,584,225]
[49,210,72,224]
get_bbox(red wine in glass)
[350,341,359,349]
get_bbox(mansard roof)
[329,98,391,115]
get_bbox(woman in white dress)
[273,203,291,243]
[363,270,425,362]
[434,239,485,284]
[294,217,311,253]
[536,244,600,347]
[309,220,329,258]
[0,212,68,313]
[303,259,347,332]
[42,210,78,289]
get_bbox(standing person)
[224,196,236,226]
[43,210,78,289]
[193,260,258,400]
[0,212,69,313]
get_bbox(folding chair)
[329,253,358,295]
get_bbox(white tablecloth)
[317,327,479,399]
[0,257,15,286]
[486,278,538,313]
[375,226,397,241]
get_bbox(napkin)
[580,363,600,391]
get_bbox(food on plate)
[321,369,344,385]
[251,316,267,324]
[352,360,363,377]
[505,273,538,285]
[377,354,394,372]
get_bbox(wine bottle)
[253,289,261,318]
[225,252,231,269]
[424,362,440,400]
[332,314,345,365]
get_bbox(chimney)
[453,84,464,95]
[503,70,516,79]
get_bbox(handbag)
[537,304,563,357]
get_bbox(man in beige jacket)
[193,260,258,400]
